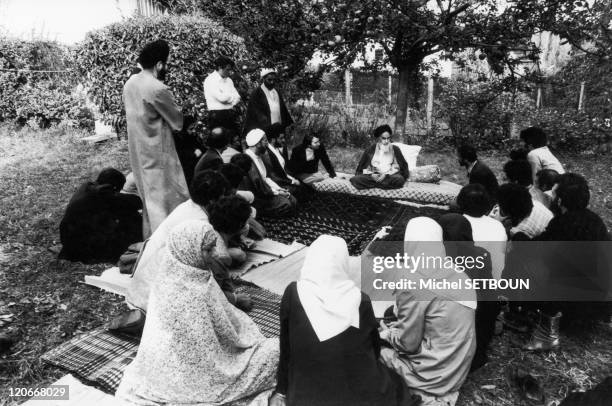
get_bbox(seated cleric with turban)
[240,129,297,218]
[350,125,409,190]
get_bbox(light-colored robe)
[380,290,476,399]
[123,70,189,238]
[116,220,278,406]
[126,199,208,312]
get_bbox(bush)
[522,108,611,153]
[290,103,392,149]
[437,78,518,149]
[0,38,93,131]
[437,75,612,153]
[73,15,256,137]
[13,83,93,130]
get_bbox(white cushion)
[392,142,421,169]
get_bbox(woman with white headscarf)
[269,235,405,406]
[116,220,279,405]
[379,217,476,406]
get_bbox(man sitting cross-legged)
[350,124,409,190]
[241,129,297,218]
[287,133,336,184]
[219,162,266,240]
[126,169,251,312]
[263,123,300,190]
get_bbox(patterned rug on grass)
[41,281,281,394]
[259,190,448,255]
[311,177,461,206]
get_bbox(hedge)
[435,77,611,152]
[74,15,257,136]
[0,38,93,130]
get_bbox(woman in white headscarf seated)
[378,217,477,406]
[115,220,279,406]
[269,235,406,406]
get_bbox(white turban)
[260,68,277,79]
[245,129,265,147]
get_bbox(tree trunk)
[394,62,421,142]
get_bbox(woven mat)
[41,281,281,394]
[310,177,461,205]
[259,190,447,255]
[234,281,281,338]
[41,329,138,394]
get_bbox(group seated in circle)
[69,40,610,405]
[115,164,609,406]
[56,122,611,406]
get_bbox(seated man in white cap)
[243,67,293,136]
[242,129,297,218]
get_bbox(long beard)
[379,143,392,153]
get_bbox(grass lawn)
[1,126,611,405]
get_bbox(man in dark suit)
[287,134,336,184]
[193,127,227,181]
[263,123,300,189]
[458,144,499,201]
[243,68,293,136]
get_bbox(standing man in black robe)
[243,68,293,136]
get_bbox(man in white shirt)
[242,129,297,217]
[520,127,565,183]
[243,68,293,135]
[457,184,507,279]
[203,56,241,134]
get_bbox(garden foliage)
[0,38,93,130]
[436,75,612,152]
[73,15,256,136]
